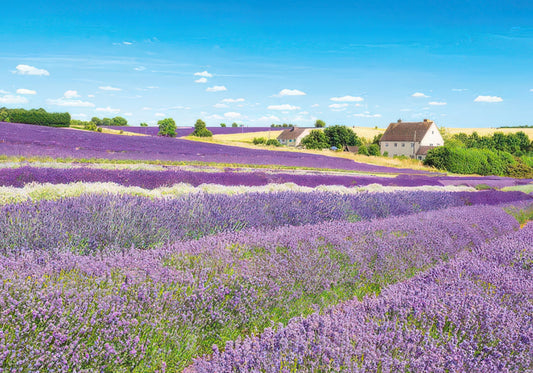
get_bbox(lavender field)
[0,122,532,372]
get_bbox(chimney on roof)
[423,119,430,122]
[397,119,402,123]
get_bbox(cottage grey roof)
[277,127,308,140]
[380,121,433,142]
[416,146,435,155]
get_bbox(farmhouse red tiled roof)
[380,121,433,142]
[277,127,308,140]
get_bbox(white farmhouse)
[379,119,444,160]
[277,127,312,147]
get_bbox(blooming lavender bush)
[192,221,533,372]
[0,203,524,371]
[1,190,530,253]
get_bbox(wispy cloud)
[257,115,280,122]
[277,89,306,96]
[195,71,213,78]
[0,90,9,94]
[13,64,50,76]
[99,86,122,91]
[412,92,429,98]
[311,104,320,108]
[474,95,503,103]
[330,95,363,102]
[0,95,28,104]
[452,88,468,92]
[96,106,121,114]
[329,103,349,110]
[206,85,227,92]
[267,104,300,110]
[47,98,95,107]
[155,113,165,117]
[214,103,229,108]
[195,77,208,83]
[222,98,245,103]
[16,88,36,95]
[142,107,152,111]
[429,101,447,106]
[207,114,224,120]
[64,90,80,98]
[353,112,382,118]
[224,112,241,119]
[134,66,146,71]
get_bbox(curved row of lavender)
[0,203,525,371]
[2,190,529,253]
[103,125,274,136]
[192,221,533,372]
[1,166,531,189]
[0,122,432,174]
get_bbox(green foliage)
[357,145,370,156]
[231,122,238,128]
[220,123,227,127]
[383,151,388,157]
[314,119,326,128]
[157,118,177,137]
[323,125,362,149]
[111,116,128,126]
[192,119,213,137]
[84,122,97,131]
[102,118,113,126]
[368,143,380,156]
[0,108,11,122]
[424,145,519,176]
[91,117,103,126]
[139,122,148,127]
[372,134,382,144]
[301,129,329,149]
[3,107,70,127]
[252,137,267,145]
[449,131,532,155]
[266,139,281,147]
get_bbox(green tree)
[139,122,148,127]
[231,122,238,128]
[323,125,362,149]
[192,119,213,137]
[102,118,113,126]
[368,143,380,156]
[91,117,103,126]
[0,108,10,122]
[301,130,329,149]
[111,116,128,126]
[220,123,227,127]
[157,118,177,137]
[358,145,370,156]
[266,139,281,146]
[314,119,326,128]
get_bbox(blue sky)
[1,0,532,127]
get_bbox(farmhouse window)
[385,143,389,147]
[394,143,397,147]
[402,143,405,147]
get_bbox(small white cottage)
[379,119,444,160]
[277,127,312,147]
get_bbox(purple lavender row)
[0,203,523,371]
[102,126,274,136]
[1,190,530,253]
[1,166,531,189]
[0,121,432,174]
[192,221,533,372]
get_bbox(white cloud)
[311,104,320,107]
[222,98,245,103]
[72,113,87,118]
[412,92,429,98]
[452,88,467,92]
[195,77,208,83]
[206,85,227,92]
[207,114,224,120]
[142,107,152,111]
[474,95,503,103]
[168,105,191,110]
[123,41,133,45]
[96,106,121,114]
[329,103,349,110]
[429,101,447,106]
[63,90,80,98]
[13,64,49,76]
[195,71,213,78]
[88,94,95,98]
[0,89,9,94]
[99,86,122,91]
[47,98,95,107]
[214,103,229,108]
[353,112,382,118]
[224,112,241,119]
[123,112,133,116]
[277,89,306,96]
[16,88,36,95]
[330,95,364,102]
[0,95,28,104]
[147,86,159,89]
[134,66,146,71]
[267,104,300,110]
[257,115,280,122]
[155,113,165,117]
[298,111,309,115]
